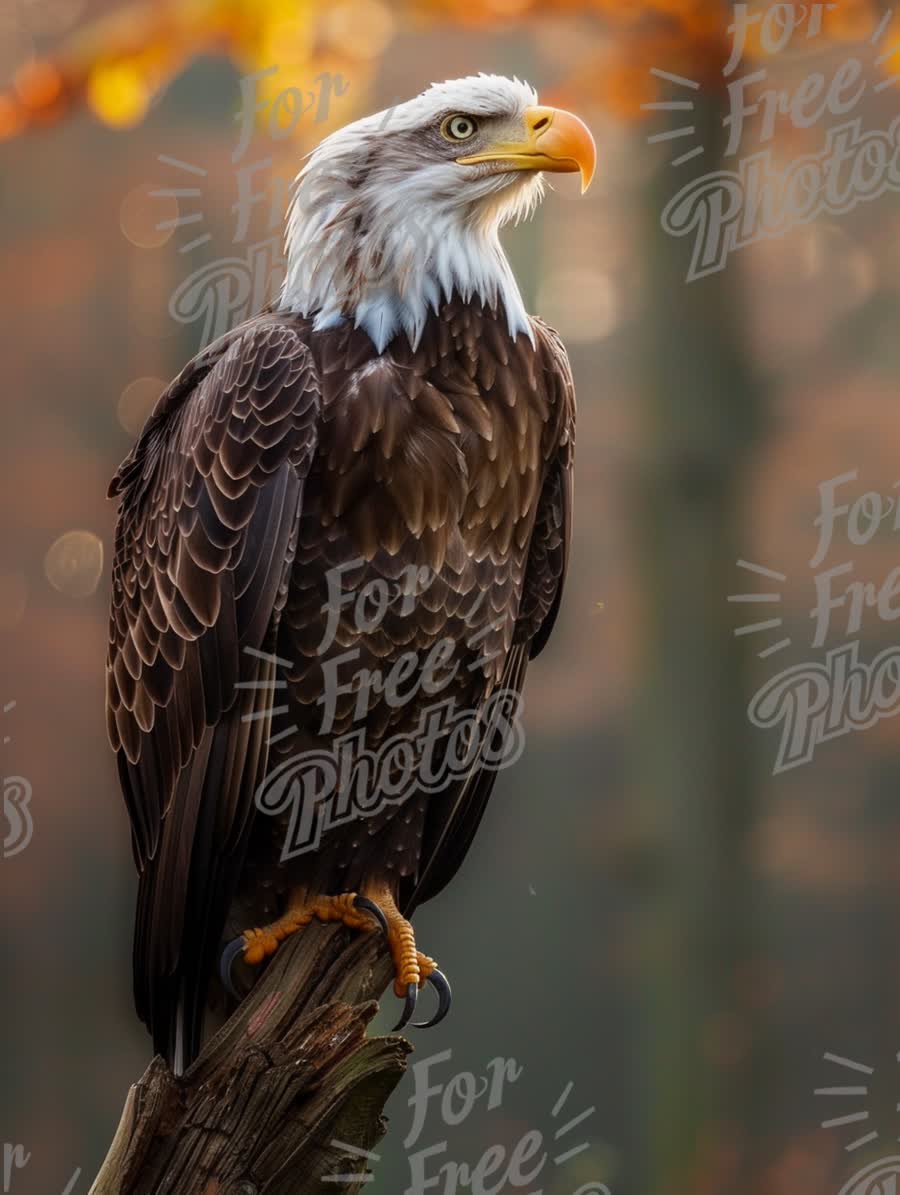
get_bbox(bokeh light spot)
[118,377,164,436]
[537,268,621,342]
[44,531,104,598]
[322,0,395,59]
[800,224,876,312]
[14,59,63,110]
[0,96,24,140]
[87,61,149,129]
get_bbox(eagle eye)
[441,114,478,142]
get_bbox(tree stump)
[89,926,411,1194]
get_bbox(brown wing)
[515,317,575,658]
[107,317,320,1069]
[404,316,576,911]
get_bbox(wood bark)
[90,927,410,1195]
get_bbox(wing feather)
[107,317,320,1067]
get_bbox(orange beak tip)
[532,105,596,195]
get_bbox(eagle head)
[279,74,596,352]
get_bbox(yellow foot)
[361,884,450,1030]
[220,885,451,1031]
[241,891,379,966]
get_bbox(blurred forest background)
[1,0,900,1192]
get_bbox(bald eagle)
[107,74,593,1073]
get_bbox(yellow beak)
[457,105,596,193]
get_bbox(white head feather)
[278,75,545,352]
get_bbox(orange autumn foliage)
[0,0,897,135]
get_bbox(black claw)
[392,982,419,1032]
[413,969,452,1029]
[219,936,246,1000]
[353,894,390,937]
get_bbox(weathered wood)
[90,926,410,1195]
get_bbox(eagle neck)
[278,187,533,354]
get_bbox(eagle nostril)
[532,115,550,132]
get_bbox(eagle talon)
[357,887,449,1031]
[393,982,419,1032]
[413,968,452,1029]
[352,894,390,936]
[220,891,385,1002]
[219,935,247,1000]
